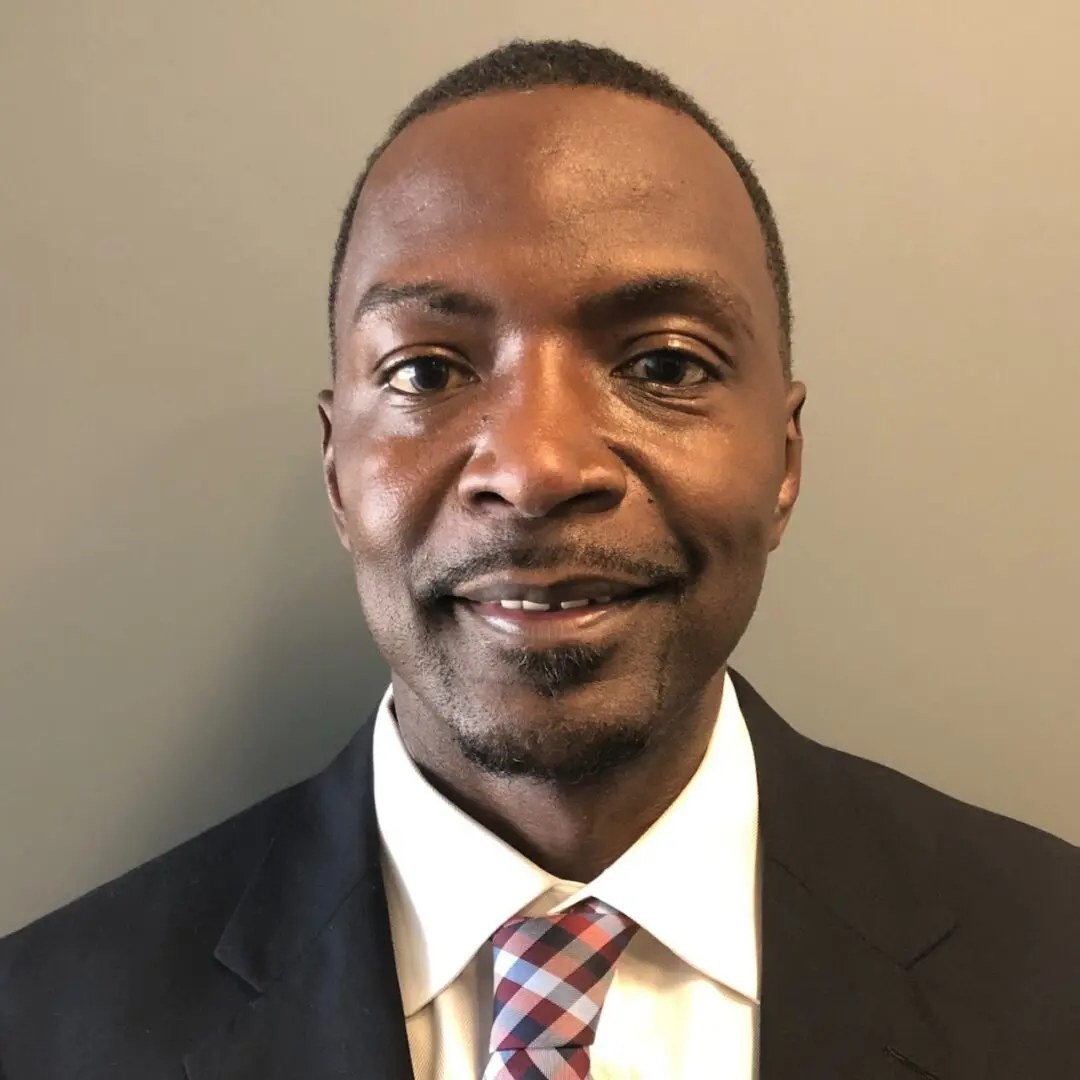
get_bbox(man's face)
[322,87,804,779]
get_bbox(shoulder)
[814,731,1078,893]
[734,668,1079,1019]
[791,707,1079,1022]
[0,781,299,1074]
[734,668,1078,890]
[824,734,1079,1022]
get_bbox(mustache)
[415,536,689,606]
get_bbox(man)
[1,37,1077,1080]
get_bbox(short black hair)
[328,38,792,375]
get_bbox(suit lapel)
[184,716,415,1080]
[733,671,992,1080]
[759,858,991,1080]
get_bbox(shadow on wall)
[137,464,392,868]
[0,409,388,933]
[150,513,388,848]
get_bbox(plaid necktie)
[483,897,639,1080]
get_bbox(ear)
[317,389,351,552]
[769,380,806,551]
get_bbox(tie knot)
[489,898,639,1054]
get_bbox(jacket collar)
[183,718,414,1080]
[186,670,989,1080]
[732,670,990,1080]
[732,671,956,968]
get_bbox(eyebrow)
[352,281,497,325]
[351,271,756,339]
[577,273,756,340]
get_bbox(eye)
[383,355,473,396]
[619,347,717,388]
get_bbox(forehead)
[339,87,776,340]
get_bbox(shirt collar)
[373,669,760,1016]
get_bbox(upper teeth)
[496,596,612,610]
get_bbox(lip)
[451,575,650,606]
[452,589,657,646]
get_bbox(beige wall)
[2,0,1077,935]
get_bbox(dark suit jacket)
[1,671,1077,1079]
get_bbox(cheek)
[337,437,426,563]
[667,424,785,533]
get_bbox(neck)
[392,669,726,882]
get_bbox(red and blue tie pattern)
[483,898,639,1080]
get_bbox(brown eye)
[621,348,715,387]
[384,356,471,395]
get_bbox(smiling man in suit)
[1,37,1078,1080]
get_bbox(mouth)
[449,586,663,646]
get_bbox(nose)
[456,343,628,520]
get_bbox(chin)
[450,702,654,783]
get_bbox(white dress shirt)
[373,669,761,1080]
